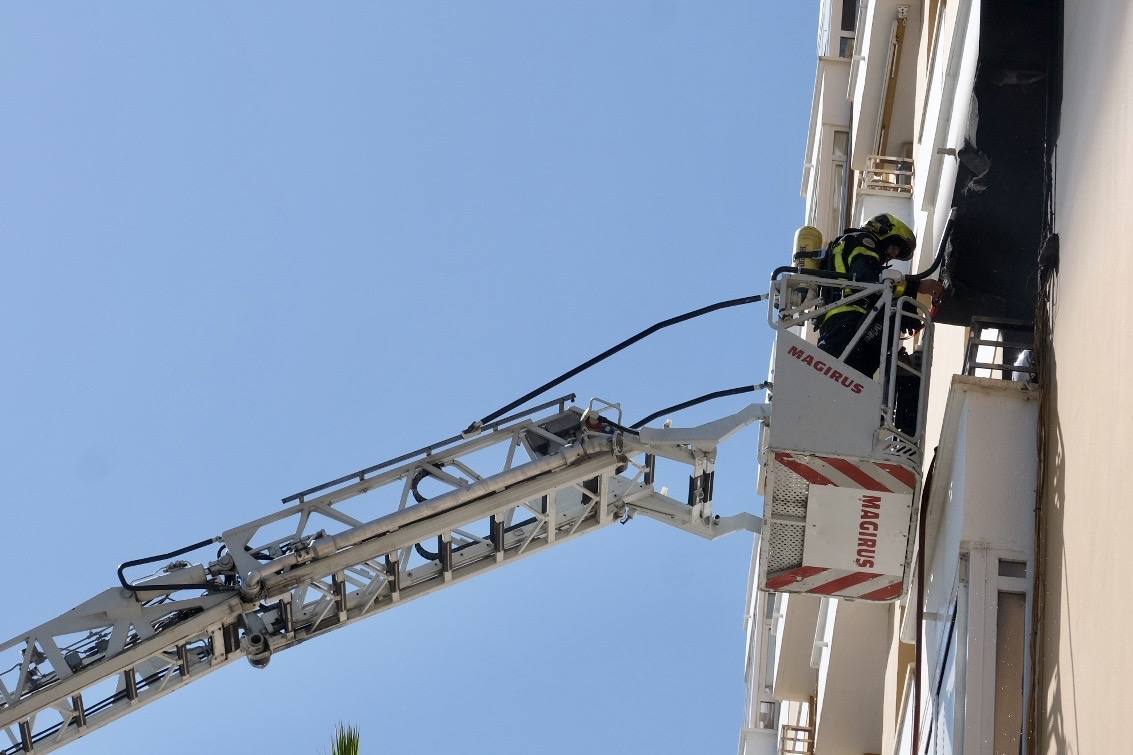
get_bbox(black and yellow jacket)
[823,230,918,318]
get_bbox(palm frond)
[330,722,360,755]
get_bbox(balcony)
[779,724,815,754]
[859,155,914,196]
[853,156,914,227]
[961,317,1035,381]
[895,374,1039,753]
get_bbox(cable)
[629,385,764,429]
[913,452,938,755]
[906,207,956,282]
[117,537,231,599]
[466,294,766,434]
[408,465,456,561]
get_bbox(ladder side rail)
[280,409,576,515]
[275,460,629,646]
[0,587,234,711]
[222,411,583,588]
[265,453,624,626]
[0,456,623,751]
[239,436,614,595]
[2,402,766,751]
[0,595,243,745]
[271,422,770,620]
[282,393,576,504]
[1,408,584,741]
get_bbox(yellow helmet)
[864,213,916,261]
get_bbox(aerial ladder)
[0,259,932,753]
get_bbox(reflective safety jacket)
[822,230,915,319]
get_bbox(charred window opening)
[933,0,1062,327]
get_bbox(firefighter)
[816,213,944,378]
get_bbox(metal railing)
[779,724,815,755]
[770,270,934,462]
[962,317,1036,381]
[860,155,914,195]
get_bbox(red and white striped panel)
[764,565,904,602]
[763,452,918,602]
[772,451,916,495]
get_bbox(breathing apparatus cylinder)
[792,226,824,270]
[790,226,825,307]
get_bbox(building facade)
[737,0,1120,752]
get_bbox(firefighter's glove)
[918,278,946,305]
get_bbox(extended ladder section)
[0,397,764,753]
[757,270,933,602]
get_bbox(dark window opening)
[841,0,858,32]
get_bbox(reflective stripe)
[827,238,876,316]
[832,241,848,274]
[845,246,880,266]
[824,303,867,317]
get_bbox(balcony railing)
[859,155,914,195]
[962,317,1036,382]
[779,724,815,755]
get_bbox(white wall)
[920,324,966,459]
[773,594,822,701]
[1043,3,1133,753]
[851,0,923,168]
[904,377,1038,754]
[854,192,912,228]
[814,601,889,754]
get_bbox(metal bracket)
[634,403,770,453]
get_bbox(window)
[958,550,1032,754]
[838,36,855,58]
[830,131,850,234]
[994,592,1026,753]
[840,0,858,31]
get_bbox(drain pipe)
[913,454,937,754]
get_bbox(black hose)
[906,208,956,283]
[630,385,763,429]
[117,538,230,599]
[408,465,454,561]
[410,467,434,504]
[595,417,640,437]
[467,294,766,433]
[407,461,550,561]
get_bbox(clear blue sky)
[0,3,816,753]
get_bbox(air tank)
[792,225,824,270]
[789,226,825,307]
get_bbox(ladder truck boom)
[2,265,938,753]
[0,395,766,754]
